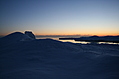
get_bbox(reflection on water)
[36,36,119,45]
[60,40,90,44]
[98,42,119,45]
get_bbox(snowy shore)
[0,32,119,79]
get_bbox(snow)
[0,32,119,79]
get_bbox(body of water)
[36,36,119,44]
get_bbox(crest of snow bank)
[0,31,36,43]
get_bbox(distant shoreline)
[59,36,119,43]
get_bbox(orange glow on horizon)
[34,33,119,36]
[0,31,119,37]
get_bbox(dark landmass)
[59,38,76,40]
[59,35,119,43]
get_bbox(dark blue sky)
[0,0,119,35]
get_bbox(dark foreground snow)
[0,32,119,79]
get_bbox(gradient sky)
[0,0,119,35]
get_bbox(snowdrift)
[0,32,119,79]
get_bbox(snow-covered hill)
[0,32,119,79]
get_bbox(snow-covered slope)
[0,32,119,79]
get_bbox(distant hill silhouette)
[75,36,119,43]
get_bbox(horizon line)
[0,31,119,36]
[0,34,119,37]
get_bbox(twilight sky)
[0,0,119,35]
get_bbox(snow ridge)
[0,32,119,79]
